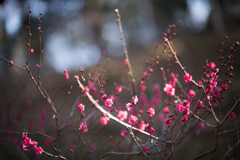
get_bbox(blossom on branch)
[121,130,128,137]
[35,147,43,154]
[147,107,155,117]
[105,98,113,107]
[163,84,175,96]
[184,73,192,82]
[131,95,138,105]
[117,110,128,121]
[78,104,85,111]
[79,122,88,132]
[100,117,109,125]
[188,90,195,97]
[128,115,138,125]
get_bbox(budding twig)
[0,56,26,71]
[25,64,57,118]
[115,9,136,96]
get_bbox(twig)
[43,150,67,160]
[38,12,42,84]
[0,56,26,71]
[220,98,240,125]
[25,64,57,118]
[221,139,240,159]
[115,9,136,96]
[97,151,142,160]
[26,3,31,65]
[127,127,151,160]
[190,126,219,160]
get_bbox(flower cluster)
[22,131,43,154]
[78,122,88,133]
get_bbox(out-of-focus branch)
[97,151,142,160]
[0,56,26,71]
[190,126,219,160]
[221,139,240,159]
[220,98,240,125]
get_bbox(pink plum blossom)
[177,104,185,112]
[79,122,88,132]
[9,61,13,67]
[101,94,107,100]
[147,107,155,117]
[165,118,172,127]
[117,110,128,121]
[24,137,31,145]
[163,107,169,114]
[184,73,192,82]
[121,130,128,137]
[181,116,188,122]
[35,147,43,154]
[142,147,148,153]
[227,111,236,118]
[129,115,138,125]
[149,127,155,134]
[78,104,85,111]
[116,86,122,93]
[22,145,28,151]
[209,62,216,69]
[31,141,38,148]
[138,121,146,131]
[105,98,113,107]
[131,95,138,105]
[163,84,175,96]
[126,103,132,111]
[188,90,195,97]
[100,117,109,125]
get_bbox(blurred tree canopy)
[0,0,240,77]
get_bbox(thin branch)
[0,56,26,71]
[25,64,57,118]
[190,126,219,160]
[115,9,136,96]
[26,3,31,65]
[220,98,240,125]
[221,139,240,159]
[43,150,67,160]
[97,151,142,160]
[38,12,42,84]
[127,128,151,160]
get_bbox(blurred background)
[1,0,240,159]
[0,0,240,75]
